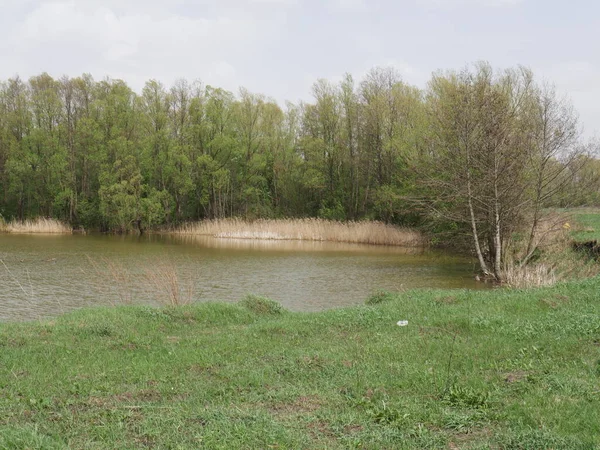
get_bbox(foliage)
[414,63,594,280]
[0,67,597,238]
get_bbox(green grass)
[1,279,599,449]
[572,210,600,242]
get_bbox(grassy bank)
[1,283,599,449]
[0,217,72,234]
[172,218,424,247]
[570,208,600,242]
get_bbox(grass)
[570,208,600,242]
[1,280,599,448]
[1,217,72,234]
[498,209,600,288]
[171,218,424,247]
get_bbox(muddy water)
[0,233,486,321]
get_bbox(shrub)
[240,294,284,315]
[366,290,396,305]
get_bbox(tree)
[419,63,588,280]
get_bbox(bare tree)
[418,63,588,281]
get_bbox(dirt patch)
[448,427,492,449]
[134,389,162,402]
[540,295,570,309]
[188,364,221,376]
[436,296,458,305]
[307,419,337,442]
[554,294,570,303]
[298,355,326,370]
[83,389,162,408]
[539,298,559,309]
[269,395,323,418]
[503,371,529,383]
[134,434,156,448]
[343,424,364,434]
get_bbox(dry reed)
[86,256,136,305]
[4,218,72,234]
[144,262,195,306]
[502,212,600,288]
[172,218,424,247]
[502,264,557,288]
[87,257,196,306]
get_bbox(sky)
[0,0,598,137]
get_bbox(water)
[0,233,486,321]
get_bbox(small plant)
[365,290,395,305]
[144,262,195,307]
[367,400,407,425]
[240,294,284,315]
[444,385,491,409]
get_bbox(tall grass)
[144,262,195,306]
[502,212,600,288]
[87,257,196,307]
[502,263,557,288]
[173,218,424,247]
[3,218,71,234]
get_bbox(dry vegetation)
[87,257,195,307]
[144,262,195,306]
[172,218,424,247]
[501,211,600,288]
[501,264,558,288]
[2,217,72,234]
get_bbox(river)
[0,233,487,320]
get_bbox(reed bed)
[3,217,72,234]
[172,218,424,247]
[502,264,557,288]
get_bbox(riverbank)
[1,281,599,448]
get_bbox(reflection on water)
[0,233,486,321]
[167,234,429,254]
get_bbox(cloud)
[535,61,600,138]
[417,0,523,8]
[0,0,291,92]
[328,0,368,12]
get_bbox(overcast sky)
[0,0,598,137]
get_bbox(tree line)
[0,63,598,277]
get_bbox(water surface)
[0,233,486,320]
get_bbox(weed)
[365,290,396,305]
[444,385,491,409]
[240,294,284,315]
[144,261,195,306]
[367,400,408,425]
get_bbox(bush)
[240,294,284,315]
[366,290,396,305]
